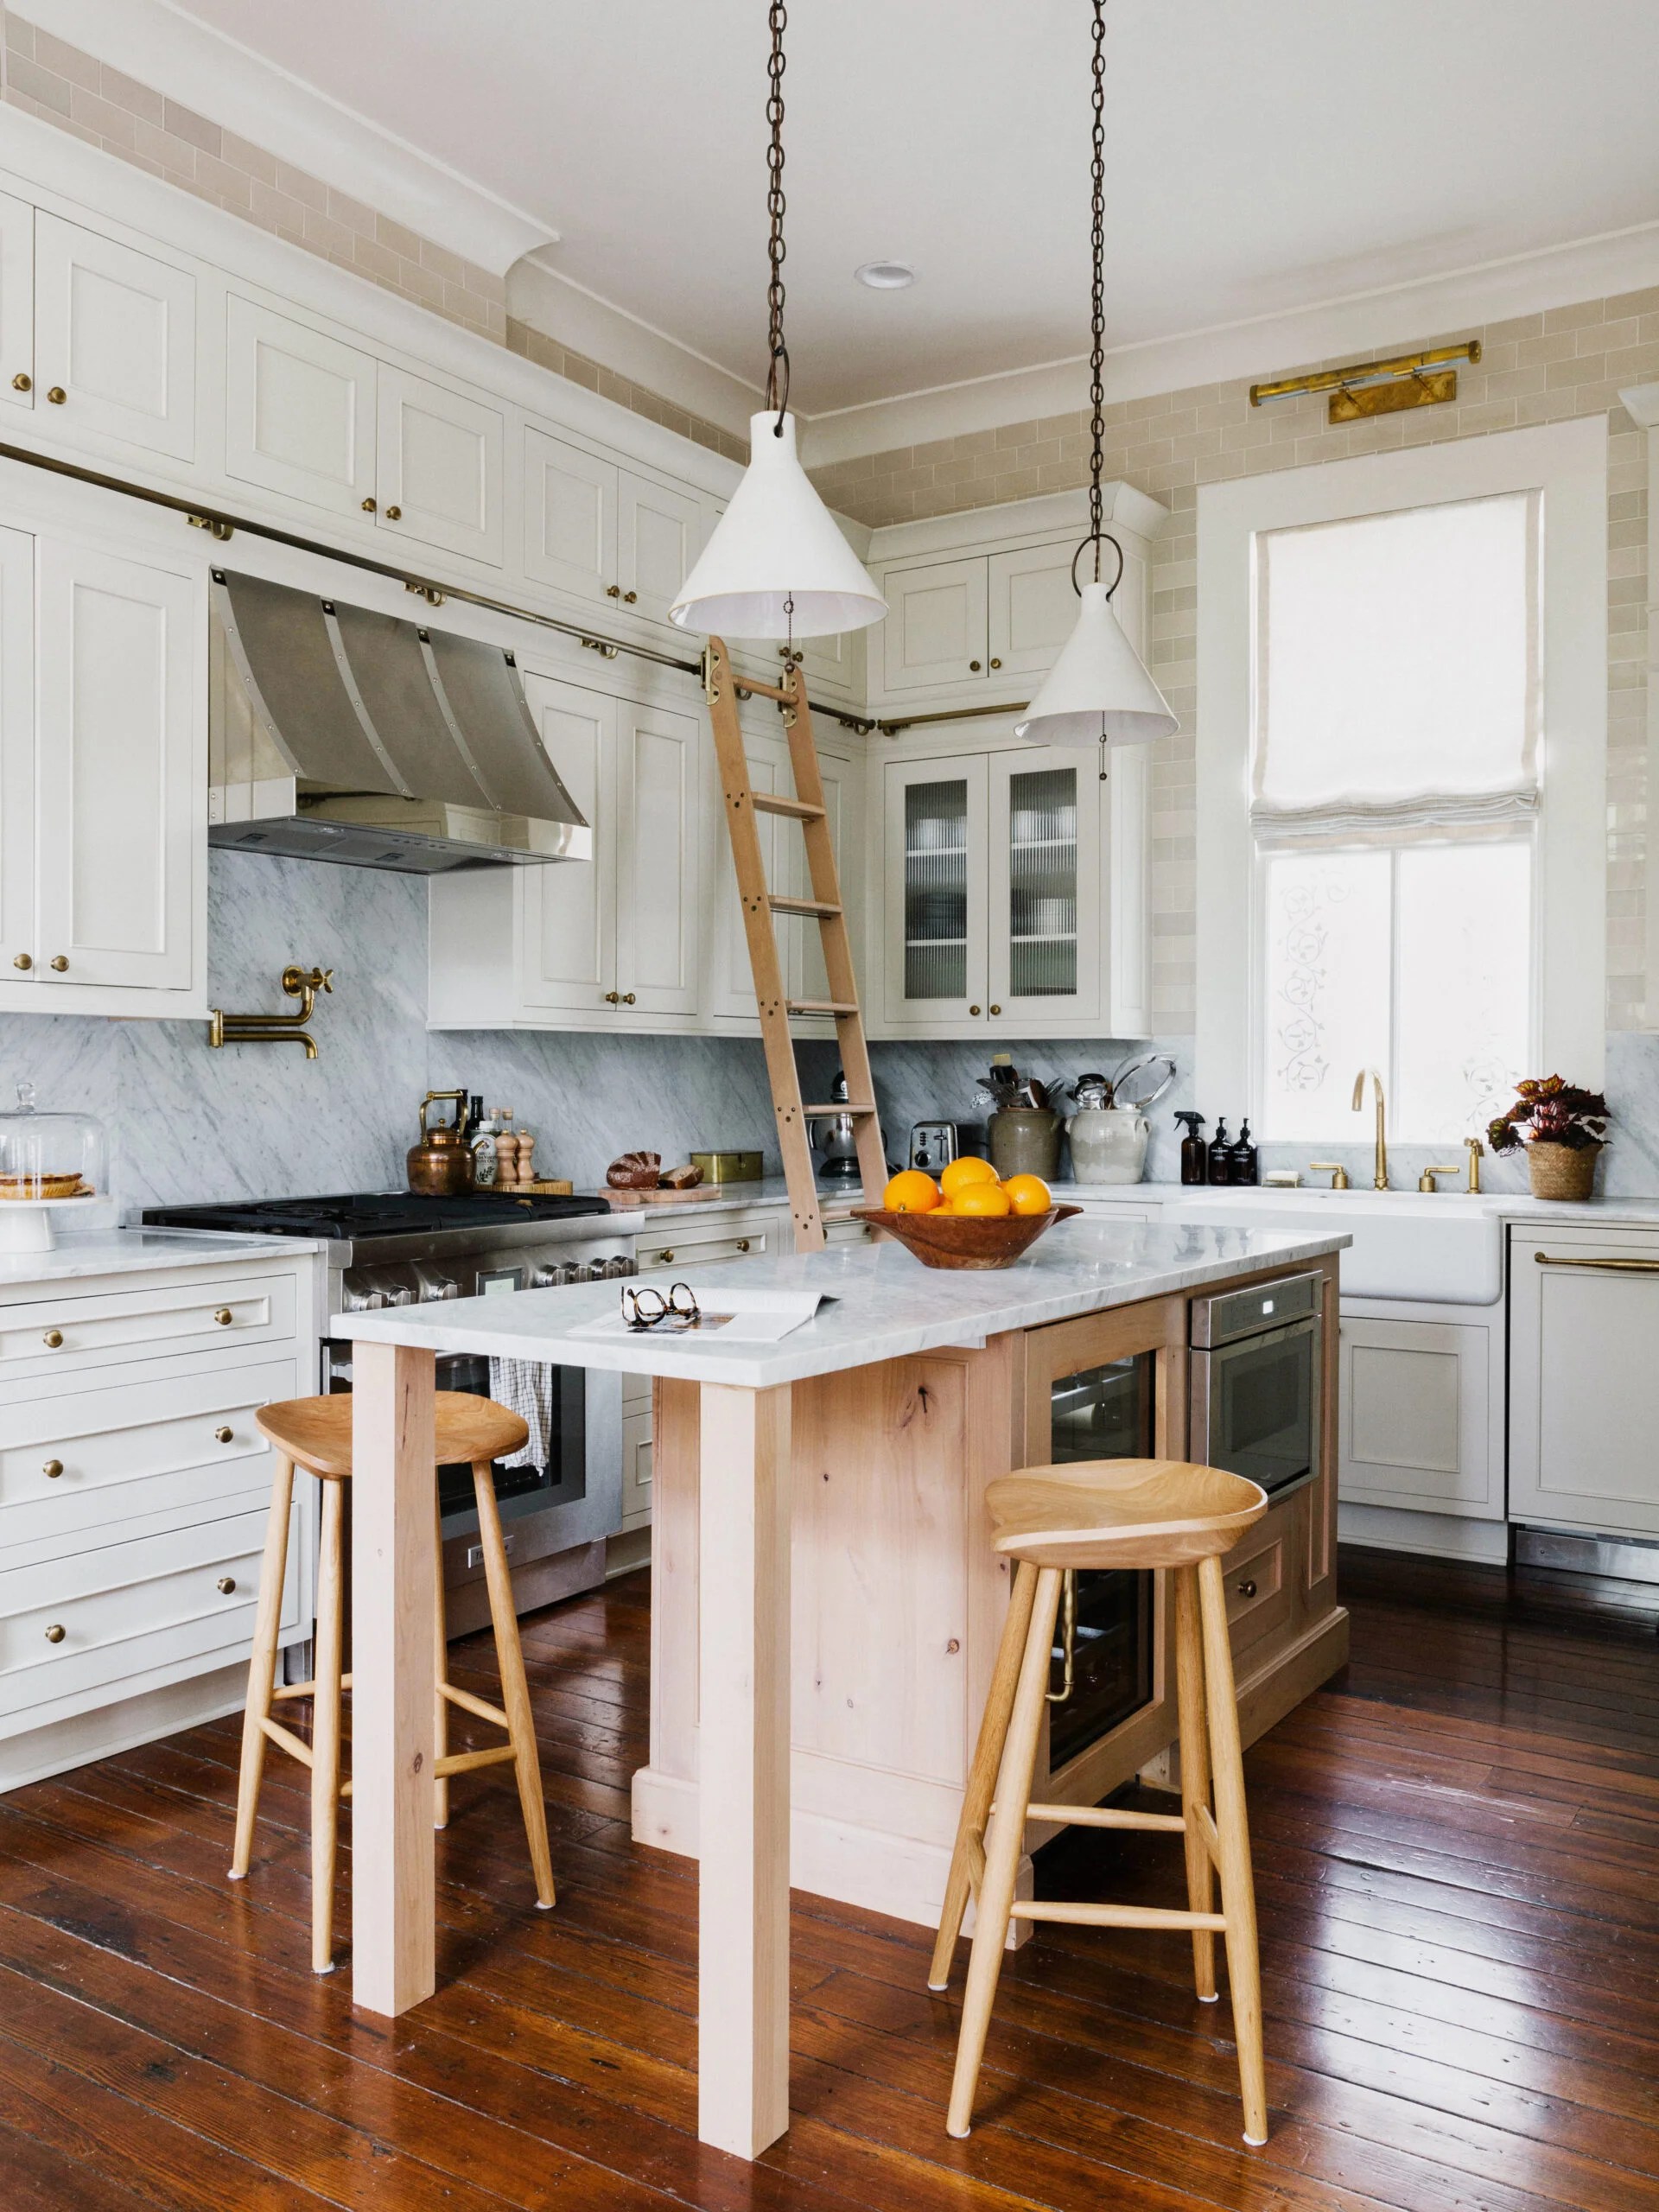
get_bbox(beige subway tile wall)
[0,8,745,462]
[813,305,1656,1033]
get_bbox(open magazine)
[566,1285,827,1345]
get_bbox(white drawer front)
[634,1224,777,1271]
[0,1503,295,1726]
[0,1356,298,1556]
[0,1272,297,1380]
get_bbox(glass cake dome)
[0,1082,107,1249]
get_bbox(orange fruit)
[939,1154,997,1198]
[883,1168,942,1214]
[951,1180,1012,1217]
[1001,1173,1052,1217]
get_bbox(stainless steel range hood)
[208,569,591,874]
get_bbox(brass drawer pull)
[988,1003,1002,1016]
[657,1249,674,1263]
[385,504,402,520]
[1534,1250,1659,1274]
[989,657,1002,670]
[216,1576,237,1595]
[622,590,638,604]
[12,953,30,969]
[213,1307,234,1325]
[1236,1578,1258,1599]
[969,659,982,672]
[44,1623,65,1643]
[48,955,68,972]
[42,1458,62,1479]
[736,1237,750,1253]
[604,989,620,1003]
[214,1426,234,1444]
[621,992,635,1005]
[606,583,621,597]
[42,1329,63,1348]
[360,496,377,512]
[969,1004,982,1017]
[46,386,66,404]
[11,372,29,392]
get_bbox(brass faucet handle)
[1464,1135,1484,1194]
[1308,1162,1351,1190]
[282,965,334,996]
[1418,1164,1465,1193]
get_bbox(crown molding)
[866,485,1167,566]
[22,0,556,273]
[801,219,1659,467]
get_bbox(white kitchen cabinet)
[34,537,200,994]
[880,556,989,693]
[517,675,617,1018]
[883,752,990,1030]
[375,362,504,566]
[34,213,196,462]
[1338,1306,1503,1519]
[523,425,702,624]
[617,470,702,626]
[987,742,1103,1030]
[0,190,34,410]
[0,524,35,980]
[224,296,378,518]
[620,1408,653,1533]
[613,696,701,1017]
[1509,1224,1659,1539]
[988,542,1087,677]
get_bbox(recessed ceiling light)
[855,260,916,290]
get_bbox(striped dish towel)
[487,1359,555,1469]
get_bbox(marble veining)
[0,1228,321,1287]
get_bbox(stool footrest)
[1193,1802,1223,1869]
[435,1743,518,1779]
[1024,1802,1186,1834]
[1008,1899,1229,1932]
[441,1681,510,1730]
[259,1714,315,1768]
[271,1669,354,1702]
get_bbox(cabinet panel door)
[375,365,503,565]
[618,471,702,625]
[1338,1313,1499,1516]
[224,296,376,517]
[614,699,701,1017]
[0,526,34,977]
[522,428,617,601]
[882,753,988,1029]
[35,215,196,461]
[35,541,198,991]
[987,746,1101,1029]
[704,728,777,1024]
[517,677,616,1013]
[0,192,33,410]
[880,557,988,692]
[1510,1231,1659,1537]
[785,746,857,1017]
[988,542,1084,677]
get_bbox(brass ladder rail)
[702,637,887,1252]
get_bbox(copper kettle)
[407,1090,474,1197]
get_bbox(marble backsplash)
[4,849,1656,1213]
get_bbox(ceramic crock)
[988,1106,1062,1181]
[1065,1104,1150,1185]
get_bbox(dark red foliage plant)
[1486,1075,1610,1155]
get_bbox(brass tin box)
[690,1150,764,1184]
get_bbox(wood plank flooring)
[2,1543,1657,2209]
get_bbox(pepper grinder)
[517,1129,537,1185]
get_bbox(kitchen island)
[339,1213,1347,2159]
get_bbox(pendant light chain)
[765,0,790,429]
[1088,0,1107,582]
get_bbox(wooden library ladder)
[702,636,887,1252]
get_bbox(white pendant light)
[1017,0,1176,751]
[670,3,884,644]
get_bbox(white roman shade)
[1251,491,1539,848]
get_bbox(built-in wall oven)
[1189,1271,1323,1502]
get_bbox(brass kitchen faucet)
[1351,1068,1389,1189]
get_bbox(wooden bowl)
[852,1204,1083,1270]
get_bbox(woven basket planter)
[1526,1140,1601,1201]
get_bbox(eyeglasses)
[620,1281,702,1332]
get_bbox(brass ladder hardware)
[702,636,886,1251]
[209,965,334,1059]
[187,512,235,542]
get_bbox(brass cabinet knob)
[988,1003,1002,1016]
[659,1249,674,1263]
[385,504,402,520]
[603,989,620,1004]
[989,657,1002,670]
[969,659,982,672]
[12,953,29,970]
[622,590,638,604]
[48,956,67,972]
[46,386,66,404]
[213,1307,233,1325]
[42,1329,63,1348]
[1236,1579,1258,1599]
[42,1459,62,1479]
[735,1237,750,1253]
[360,496,377,512]
[969,1004,981,1017]
[621,991,636,1005]
[216,1576,237,1595]
[44,1623,66,1643]
[11,372,29,391]
[214,1426,234,1444]
[606,583,621,597]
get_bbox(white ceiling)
[58,2,1659,422]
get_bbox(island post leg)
[696,1380,793,2158]
[350,1338,438,2015]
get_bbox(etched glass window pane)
[1007,766,1077,998]
[904,778,968,1000]
[1261,849,1390,1141]
[1395,841,1531,1141]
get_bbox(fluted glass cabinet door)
[882,753,988,1029]
[988,745,1102,1028]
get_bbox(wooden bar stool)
[930,1458,1270,2145]
[228,1391,556,1973]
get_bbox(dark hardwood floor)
[3,1543,1658,2210]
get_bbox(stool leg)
[945,1565,1062,2139]
[1198,1552,1268,2145]
[1173,1563,1217,2002]
[473,1459,556,1909]
[309,1478,345,1974]
[229,1456,295,1881]
[433,1490,449,1832]
[930,1558,1039,1991]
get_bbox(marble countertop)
[1056,1181,1659,1224]
[336,1215,1347,1390]
[0,1227,322,1286]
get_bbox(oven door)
[1192,1313,1320,1499]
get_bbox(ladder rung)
[803,1102,876,1116]
[734,673,796,705]
[787,999,860,1017]
[752,792,826,821]
[769,895,841,918]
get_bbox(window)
[1255,493,1537,1142]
